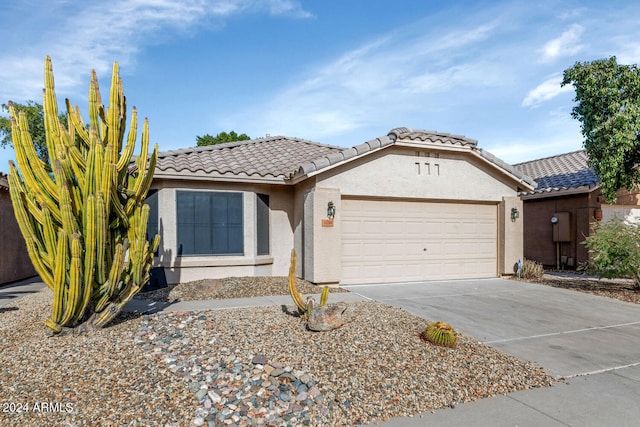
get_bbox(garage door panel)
[341,199,497,284]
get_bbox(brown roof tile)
[292,127,535,189]
[513,150,598,195]
[155,136,343,180]
[154,128,534,190]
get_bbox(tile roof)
[293,127,536,189]
[153,127,535,190]
[155,136,343,180]
[513,150,599,196]
[0,172,8,191]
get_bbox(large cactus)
[287,249,330,320]
[7,56,159,334]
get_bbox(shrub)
[583,217,640,288]
[521,258,544,281]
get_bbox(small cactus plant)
[422,321,457,348]
[287,249,330,319]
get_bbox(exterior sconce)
[327,201,336,219]
[511,207,519,222]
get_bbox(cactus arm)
[320,286,329,307]
[94,140,104,200]
[288,249,306,314]
[115,108,137,175]
[60,233,84,325]
[8,169,54,289]
[47,229,69,333]
[43,56,61,168]
[95,193,107,285]
[88,70,102,141]
[41,205,57,274]
[65,99,90,150]
[13,108,58,199]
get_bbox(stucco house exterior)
[513,150,640,269]
[149,127,536,286]
[0,172,37,284]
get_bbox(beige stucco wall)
[498,196,524,275]
[153,145,525,285]
[316,147,517,201]
[153,179,295,285]
[302,187,342,284]
[308,146,523,282]
[0,190,37,284]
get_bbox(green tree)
[562,56,640,203]
[196,130,251,146]
[0,101,49,162]
[583,217,640,289]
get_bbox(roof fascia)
[519,185,598,200]
[153,171,287,185]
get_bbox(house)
[513,150,640,269]
[148,127,536,286]
[0,172,37,284]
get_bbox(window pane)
[176,191,244,255]
[256,194,269,255]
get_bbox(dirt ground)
[532,273,640,304]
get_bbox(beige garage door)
[341,199,497,284]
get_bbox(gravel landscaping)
[1,278,556,426]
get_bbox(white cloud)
[522,75,573,107]
[0,0,311,102]
[540,24,584,62]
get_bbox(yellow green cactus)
[8,56,159,334]
[422,321,457,348]
[287,249,331,320]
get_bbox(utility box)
[552,212,571,242]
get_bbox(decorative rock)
[270,368,285,377]
[252,354,267,365]
[307,304,348,332]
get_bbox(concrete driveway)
[344,278,640,426]
[0,276,45,308]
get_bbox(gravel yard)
[135,276,349,302]
[1,278,556,426]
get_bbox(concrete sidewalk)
[346,278,640,427]
[124,291,367,314]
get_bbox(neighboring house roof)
[154,127,536,190]
[0,172,9,191]
[155,136,343,182]
[513,150,599,197]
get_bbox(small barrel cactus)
[422,321,457,348]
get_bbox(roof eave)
[470,150,536,191]
[519,184,599,200]
[154,170,287,184]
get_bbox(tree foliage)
[583,218,640,289]
[0,101,50,162]
[196,131,251,146]
[562,56,640,203]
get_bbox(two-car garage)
[340,198,498,285]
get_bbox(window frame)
[176,190,244,256]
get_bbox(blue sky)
[1,0,640,173]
